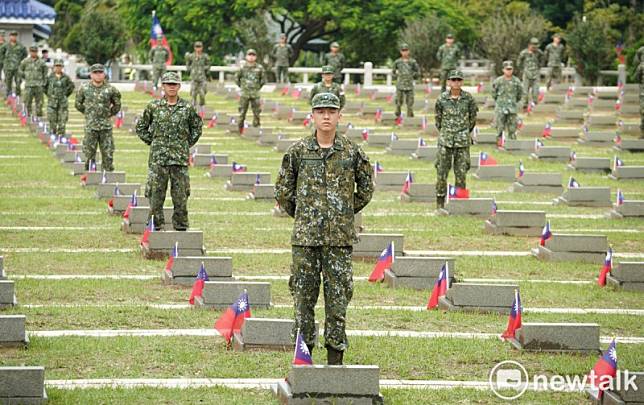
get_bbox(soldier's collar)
[306,133,345,151]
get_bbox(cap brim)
[162,81,181,84]
[313,104,340,109]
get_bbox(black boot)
[327,347,344,365]
[436,196,445,210]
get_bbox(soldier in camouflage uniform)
[45,59,75,136]
[0,31,5,81]
[517,37,544,109]
[75,64,122,171]
[136,72,202,230]
[185,41,210,107]
[634,46,644,67]
[637,61,644,136]
[3,32,27,97]
[492,61,523,141]
[272,33,293,84]
[434,70,478,209]
[148,38,170,89]
[236,49,266,131]
[309,65,345,109]
[322,42,346,84]
[544,33,565,89]
[19,46,48,118]
[436,34,462,93]
[275,93,373,365]
[392,43,420,118]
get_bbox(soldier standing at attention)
[434,70,478,209]
[517,37,544,109]
[75,64,122,172]
[322,42,346,84]
[19,46,48,118]
[45,59,75,136]
[544,33,565,89]
[148,37,170,90]
[136,72,202,231]
[3,31,27,97]
[392,43,420,118]
[272,33,293,84]
[0,31,6,81]
[236,49,266,132]
[436,34,462,93]
[309,65,345,109]
[636,61,644,137]
[492,61,523,141]
[275,93,374,365]
[185,41,210,108]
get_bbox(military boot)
[436,196,445,210]
[327,347,344,365]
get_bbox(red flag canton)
[448,184,470,199]
[479,151,497,166]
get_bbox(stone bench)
[509,323,600,353]
[568,157,611,173]
[122,207,174,234]
[610,166,644,180]
[141,230,205,259]
[411,146,437,160]
[0,366,47,404]
[484,210,546,236]
[191,153,229,167]
[225,173,271,192]
[386,139,420,155]
[196,281,271,309]
[164,256,233,285]
[530,146,571,162]
[232,318,319,351]
[81,171,126,186]
[374,172,409,191]
[0,315,28,347]
[247,184,275,200]
[606,262,644,292]
[438,283,517,314]
[353,233,404,258]
[442,198,495,217]
[609,200,644,219]
[95,183,140,199]
[0,280,17,308]
[533,233,608,263]
[512,173,562,193]
[400,183,435,203]
[473,165,516,181]
[555,187,612,207]
[385,256,455,290]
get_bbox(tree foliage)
[565,14,616,85]
[48,0,85,51]
[400,13,454,75]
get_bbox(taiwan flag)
[114,110,124,128]
[150,12,173,65]
[375,108,383,121]
[207,113,218,128]
[491,199,497,215]
[122,190,138,220]
[614,133,622,145]
[534,138,544,151]
[214,290,251,344]
[616,189,624,206]
[478,151,497,166]
[418,137,427,147]
[539,221,552,246]
[140,216,155,247]
[497,133,505,149]
[374,161,384,175]
[597,247,613,287]
[107,184,121,209]
[448,184,470,199]
[401,171,413,195]
[568,176,580,189]
[518,161,525,178]
[231,162,247,173]
[613,156,624,171]
[542,122,552,138]
[476,82,484,93]
[586,339,617,399]
[569,151,576,162]
[292,330,313,365]
[427,262,449,309]
[501,289,522,340]
[165,242,179,274]
[368,241,394,282]
[395,114,403,126]
[188,262,209,305]
[361,128,369,141]
[209,155,218,169]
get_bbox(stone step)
[439,283,517,314]
[474,165,516,181]
[585,115,616,127]
[198,281,271,309]
[353,233,404,258]
[232,318,319,351]
[511,323,600,352]
[0,315,28,347]
[95,183,140,199]
[225,173,271,192]
[0,366,47,403]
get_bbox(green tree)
[566,14,616,84]
[75,7,127,64]
[400,13,454,75]
[49,0,85,51]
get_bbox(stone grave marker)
[70,162,102,176]
[590,371,644,404]
[530,146,571,162]
[400,183,436,203]
[0,315,28,347]
[0,256,4,280]
[353,233,404,258]
[512,173,562,193]
[207,164,234,178]
[243,127,272,140]
[225,173,271,192]
[568,157,611,173]
[95,183,140,199]
[503,140,535,154]
[442,198,495,217]
[192,154,229,167]
[616,139,644,152]
[474,132,498,145]
[374,172,410,191]
[385,257,455,290]
[609,200,644,219]
[190,144,211,155]
[248,184,275,200]
[196,281,271,309]
[109,195,150,215]
[578,131,615,147]
[475,111,494,124]
[142,231,205,259]
[0,280,17,308]
[81,171,126,186]
[367,133,395,147]
[345,128,369,143]
[610,165,644,180]
[549,127,581,140]
[555,187,612,207]
[274,139,298,153]
[438,283,517,314]
[533,233,608,263]
[474,165,516,181]
[484,210,546,236]
[122,207,174,234]
[386,139,420,155]
[164,257,233,285]
[411,146,437,161]
[0,366,48,404]
[232,318,319,351]
[556,110,585,124]
[509,323,600,353]
[257,132,283,146]
[606,262,644,292]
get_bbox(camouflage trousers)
[152,66,166,89]
[83,128,114,172]
[147,165,191,230]
[239,95,261,128]
[546,66,562,89]
[276,66,289,83]
[439,69,453,93]
[640,92,643,134]
[435,145,470,197]
[24,86,44,117]
[395,89,414,117]
[495,111,518,140]
[47,103,69,136]
[190,80,207,106]
[290,245,353,351]
[522,75,539,108]
[3,68,21,96]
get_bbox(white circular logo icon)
[488,360,529,400]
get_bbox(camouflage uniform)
[392,54,420,117]
[0,32,5,81]
[185,50,210,107]
[75,65,122,171]
[637,61,644,134]
[322,49,346,84]
[436,42,462,92]
[3,40,27,96]
[45,63,75,136]
[236,60,266,129]
[544,40,565,88]
[492,64,523,140]
[148,44,170,89]
[136,73,202,230]
[517,41,544,108]
[434,71,478,201]
[633,46,644,67]
[309,82,345,110]
[272,42,293,83]
[275,94,374,355]
[19,52,48,117]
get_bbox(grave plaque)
[609,200,644,219]
[122,206,174,234]
[95,183,140,199]
[353,233,404,258]
[484,210,546,236]
[512,173,562,193]
[400,183,436,203]
[0,280,17,308]
[610,166,644,180]
[0,366,48,404]
[555,187,612,207]
[232,318,319,351]
[568,157,611,173]
[443,198,495,217]
[474,165,516,181]
[109,195,150,215]
[81,171,126,186]
[197,281,271,309]
[225,173,271,192]
[531,146,572,162]
[606,261,644,292]
[509,323,600,352]
[165,256,233,285]
[142,230,205,259]
[0,315,28,347]
[533,233,608,263]
[438,283,518,314]
[386,139,420,155]
[374,172,409,191]
[411,146,437,160]
[192,154,229,167]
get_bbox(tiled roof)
[0,0,56,21]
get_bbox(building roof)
[0,0,56,25]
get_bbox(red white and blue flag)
[597,247,613,287]
[418,137,427,147]
[478,151,497,166]
[476,82,484,93]
[497,133,505,149]
[613,156,624,171]
[448,184,470,199]
[518,160,525,178]
[189,262,209,305]
[165,242,179,274]
[569,151,576,162]
[101,170,108,184]
[214,290,251,344]
[390,132,399,141]
[427,262,449,309]
[491,199,497,215]
[361,128,369,141]
[232,162,247,173]
[107,184,121,209]
[292,330,313,365]
[209,155,218,169]
[401,171,413,195]
[616,189,624,206]
[374,161,384,174]
[114,110,124,128]
[368,241,395,282]
[614,133,622,145]
[375,108,383,121]
[255,173,261,185]
[542,122,552,138]
[568,176,580,189]
[534,138,544,151]
[207,113,218,128]
[539,220,552,246]
[150,12,173,65]
[587,339,618,399]
[501,289,522,340]
[140,215,155,247]
[123,190,138,220]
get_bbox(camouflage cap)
[529,37,539,45]
[194,41,203,47]
[246,49,257,55]
[161,71,181,84]
[29,45,38,51]
[321,65,334,74]
[0,30,5,36]
[448,69,464,80]
[9,31,18,36]
[89,63,105,73]
[446,33,454,39]
[399,43,409,50]
[502,60,514,69]
[53,58,64,66]
[552,33,561,39]
[330,42,340,48]
[311,93,341,109]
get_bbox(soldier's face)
[322,73,333,82]
[54,65,63,74]
[553,37,561,45]
[331,46,339,53]
[503,67,513,77]
[313,108,341,131]
[90,71,105,84]
[246,54,257,63]
[449,78,462,90]
[400,49,409,57]
[280,36,286,44]
[9,35,17,43]
[162,83,180,97]
[30,50,38,58]
[195,46,202,54]
[446,38,454,45]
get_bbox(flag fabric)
[140,216,154,247]
[150,12,173,64]
[280,85,290,96]
[107,184,121,209]
[615,99,621,111]
[526,101,535,113]
[501,290,522,340]
[207,113,218,128]
[534,138,544,151]
[597,247,613,287]
[476,82,484,93]
[390,132,399,141]
[614,134,622,145]
[302,113,312,127]
[255,173,261,185]
[292,331,313,365]
[20,110,27,126]
[374,161,384,174]
[616,189,624,206]
[418,137,427,147]
[569,151,576,162]
[497,133,505,149]
[165,242,179,273]
[368,241,395,282]
[395,114,403,126]
[231,162,247,173]
[188,262,209,305]
[566,86,575,98]
[361,128,369,141]
[539,221,552,246]
[542,122,552,138]
[587,339,618,398]
[491,199,497,215]
[101,170,108,184]
[123,190,138,220]
[568,176,580,189]
[448,184,470,199]
[188,150,197,166]
[209,155,218,169]
[518,161,525,178]
[375,108,383,121]
[214,290,251,343]
[537,90,545,103]
[421,116,428,131]
[478,151,497,166]
[355,83,361,96]
[401,171,413,195]
[114,110,124,128]
[427,262,450,309]
[613,156,624,170]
